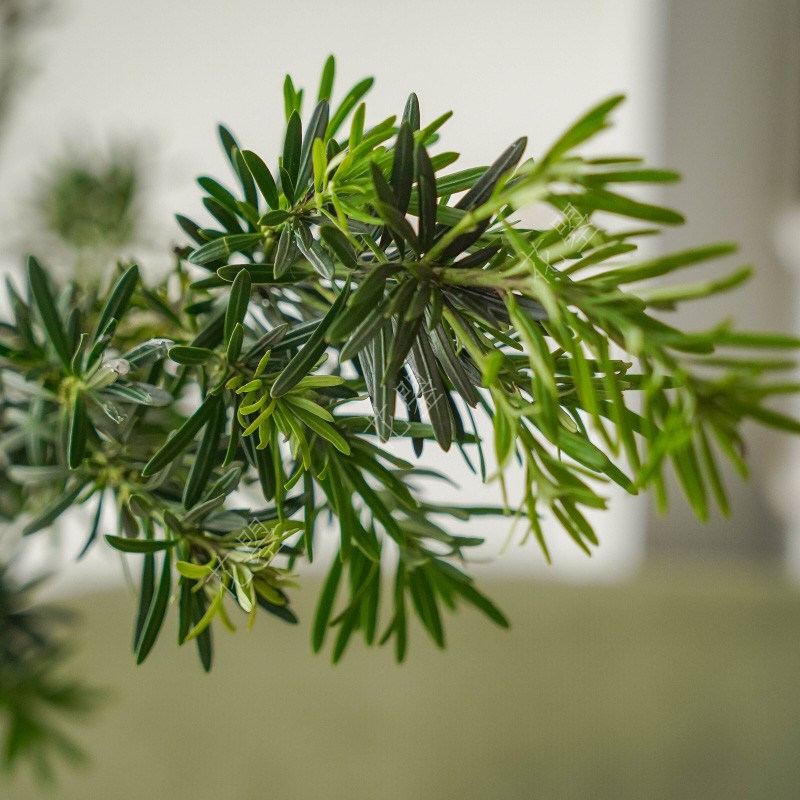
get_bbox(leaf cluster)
[2,56,799,669]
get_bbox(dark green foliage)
[1,56,799,677]
[0,567,101,782]
[31,145,142,259]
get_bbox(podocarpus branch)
[2,56,799,670]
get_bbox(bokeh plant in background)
[28,144,143,281]
[2,51,800,783]
[0,567,100,781]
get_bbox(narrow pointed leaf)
[409,331,452,450]
[94,263,140,343]
[142,395,217,476]
[318,55,335,101]
[320,225,357,269]
[415,145,437,253]
[136,552,172,664]
[27,256,71,369]
[283,111,302,185]
[403,93,420,131]
[104,535,178,554]
[391,122,414,214]
[242,150,280,209]
[134,553,155,651]
[218,124,240,166]
[312,555,343,652]
[449,578,509,627]
[67,394,88,469]
[189,233,263,266]
[298,100,329,190]
[183,396,226,507]
[295,222,334,279]
[22,481,87,536]
[274,224,297,279]
[169,346,214,366]
[271,281,350,396]
[542,94,624,164]
[224,269,251,344]
[455,137,526,211]
[232,146,258,208]
[327,77,374,138]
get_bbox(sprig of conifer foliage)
[2,56,799,669]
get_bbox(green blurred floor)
[7,561,800,799]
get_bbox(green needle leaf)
[557,187,685,225]
[168,346,215,366]
[67,393,88,470]
[27,256,72,369]
[295,222,334,279]
[135,551,172,664]
[415,144,437,253]
[391,122,415,214]
[104,536,178,554]
[22,481,88,536]
[312,555,343,653]
[327,77,374,139]
[320,225,358,270]
[224,269,251,344]
[189,233,263,266]
[455,137,526,211]
[274,224,297,279]
[242,150,280,209]
[542,94,624,164]
[135,554,155,651]
[283,111,302,185]
[318,55,335,101]
[271,280,351,396]
[183,396,227,507]
[297,99,329,190]
[94,263,140,343]
[142,395,218,476]
[402,92,420,131]
[449,576,509,628]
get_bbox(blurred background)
[2,0,800,798]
